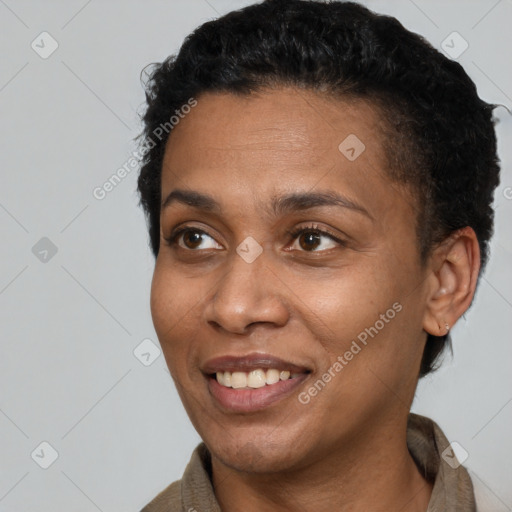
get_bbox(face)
[151,87,432,473]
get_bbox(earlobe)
[422,227,480,337]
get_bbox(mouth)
[202,354,311,413]
[215,368,302,388]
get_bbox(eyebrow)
[161,189,219,212]
[161,188,372,219]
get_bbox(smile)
[202,353,311,412]
[216,369,302,389]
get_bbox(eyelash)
[164,224,345,252]
[286,224,345,248]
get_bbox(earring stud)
[444,322,450,334]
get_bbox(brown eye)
[298,231,322,251]
[166,227,222,251]
[289,227,340,252]
[182,230,204,249]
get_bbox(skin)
[150,87,480,512]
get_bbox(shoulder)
[139,443,217,512]
[140,479,182,512]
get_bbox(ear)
[422,227,481,337]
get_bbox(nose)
[205,247,290,335]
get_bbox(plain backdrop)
[0,1,511,510]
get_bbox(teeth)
[266,369,280,385]
[231,372,247,389]
[247,369,266,388]
[215,368,302,388]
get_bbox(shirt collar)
[155,413,476,511]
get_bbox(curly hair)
[136,0,500,377]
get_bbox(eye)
[165,227,222,251]
[288,225,344,252]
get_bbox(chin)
[209,437,303,474]
[199,419,313,474]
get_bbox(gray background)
[0,0,510,510]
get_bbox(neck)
[211,415,433,512]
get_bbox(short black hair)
[136,0,500,377]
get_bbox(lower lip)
[208,374,309,413]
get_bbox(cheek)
[301,264,398,335]
[150,264,174,338]
[150,263,201,375]
[298,257,421,382]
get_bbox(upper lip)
[202,353,311,374]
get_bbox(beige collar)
[142,413,476,511]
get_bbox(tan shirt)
[141,413,478,511]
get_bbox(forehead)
[160,87,414,223]
[165,87,386,159]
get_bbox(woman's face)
[151,88,433,472]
